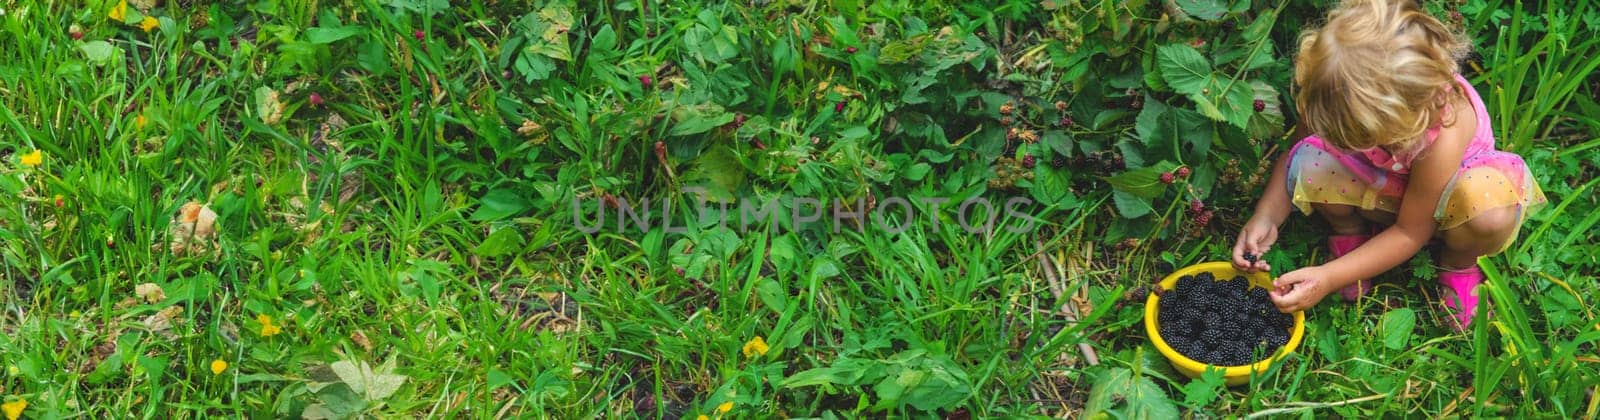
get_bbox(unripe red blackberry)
[1176,166,1191,178]
[1253,99,1266,112]
[1195,210,1214,227]
[1190,199,1204,214]
[1022,154,1036,168]
[1160,172,1175,184]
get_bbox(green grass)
[0,0,1597,418]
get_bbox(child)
[1231,0,1545,330]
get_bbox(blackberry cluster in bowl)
[1157,272,1294,366]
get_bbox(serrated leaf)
[1085,367,1179,419]
[1106,161,1180,199]
[1157,45,1214,97]
[1135,94,1169,146]
[1246,81,1287,139]
[1182,366,1227,407]
[1113,190,1155,218]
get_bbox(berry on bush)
[1253,99,1266,112]
[414,30,425,41]
[1160,172,1175,184]
[1050,156,1067,169]
[1176,166,1191,178]
[1022,154,1036,168]
[1156,273,1293,366]
[1195,210,1214,227]
[1190,199,1204,214]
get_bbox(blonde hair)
[1293,0,1469,152]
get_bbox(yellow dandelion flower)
[4,365,16,376]
[257,314,282,337]
[696,416,708,420]
[135,115,147,129]
[140,16,158,32]
[18,150,42,167]
[108,0,127,21]
[210,359,227,375]
[1,398,25,420]
[716,401,732,413]
[741,336,769,358]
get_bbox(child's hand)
[1269,266,1331,313]
[1232,216,1279,273]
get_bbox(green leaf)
[1380,308,1417,350]
[470,189,533,221]
[668,103,736,136]
[1135,94,1169,146]
[1182,366,1227,407]
[306,26,363,44]
[1106,160,1180,199]
[1031,168,1079,208]
[1157,44,1214,96]
[331,358,408,401]
[1085,367,1179,419]
[474,226,526,257]
[1113,190,1155,218]
[683,147,746,203]
[1246,81,1287,139]
[1176,0,1230,20]
[80,41,117,65]
[1041,129,1074,156]
[903,162,932,181]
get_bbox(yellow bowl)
[1143,261,1305,386]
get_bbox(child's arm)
[1269,119,1476,313]
[1232,151,1294,273]
[1233,125,1309,273]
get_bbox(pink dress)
[1285,74,1546,252]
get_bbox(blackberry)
[1160,172,1175,184]
[1176,166,1191,178]
[1243,252,1259,264]
[1050,156,1067,169]
[1253,99,1266,112]
[1022,154,1036,168]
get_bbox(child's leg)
[1310,203,1368,234]
[1437,205,1519,269]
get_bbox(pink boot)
[1329,234,1373,301]
[1439,267,1485,331]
